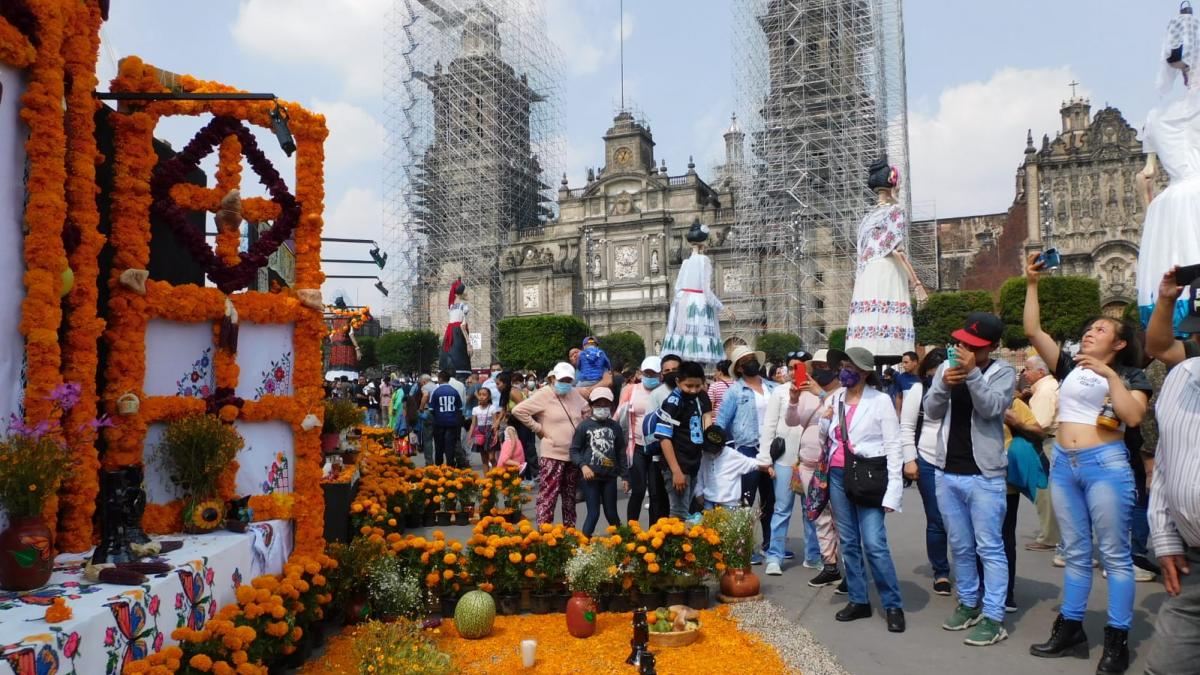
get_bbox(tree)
[755,332,802,365]
[497,315,591,375]
[376,329,439,375]
[828,328,847,352]
[914,291,996,345]
[998,275,1102,348]
[597,331,645,371]
[355,335,379,370]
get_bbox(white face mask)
[592,408,611,421]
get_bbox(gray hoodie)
[923,358,1017,479]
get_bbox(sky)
[96,0,1174,314]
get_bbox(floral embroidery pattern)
[261,452,291,494]
[102,591,158,675]
[253,352,292,399]
[175,347,214,398]
[0,580,102,611]
[230,567,242,593]
[1,638,58,675]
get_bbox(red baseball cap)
[951,312,1004,348]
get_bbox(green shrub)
[914,291,996,345]
[597,331,645,371]
[828,328,847,351]
[376,329,439,374]
[355,335,379,370]
[496,315,591,374]
[999,275,1101,348]
[756,332,803,365]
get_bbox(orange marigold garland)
[0,13,36,68]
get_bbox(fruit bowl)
[648,624,701,648]
[646,605,701,648]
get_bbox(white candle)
[520,639,537,668]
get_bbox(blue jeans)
[1132,489,1150,560]
[660,464,697,518]
[365,408,379,426]
[765,464,821,566]
[1051,442,1135,629]
[935,471,1008,622]
[828,467,903,609]
[915,456,950,579]
[580,476,619,537]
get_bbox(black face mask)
[663,372,679,389]
[741,359,761,378]
[811,366,837,387]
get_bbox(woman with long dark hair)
[1024,253,1151,674]
[899,347,951,596]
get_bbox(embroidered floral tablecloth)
[0,520,292,675]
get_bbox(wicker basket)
[648,626,701,648]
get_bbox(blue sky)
[97,0,1174,312]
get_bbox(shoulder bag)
[841,400,889,509]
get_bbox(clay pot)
[320,432,340,454]
[0,516,53,591]
[719,567,760,599]
[686,585,711,609]
[566,592,597,638]
[497,593,521,616]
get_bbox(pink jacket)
[512,387,586,462]
[496,427,525,472]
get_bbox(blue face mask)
[642,377,660,389]
[554,382,573,396]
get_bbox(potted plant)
[564,544,618,637]
[367,555,428,622]
[327,538,386,624]
[465,516,523,615]
[322,399,362,453]
[154,413,242,533]
[703,507,760,601]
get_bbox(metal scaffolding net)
[729,0,934,350]
[383,0,563,360]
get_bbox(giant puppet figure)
[440,278,471,378]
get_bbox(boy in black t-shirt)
[653,361,713,518]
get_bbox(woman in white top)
[818,347,910,633]
[899,348,951,596]
[1024,253,1152,671]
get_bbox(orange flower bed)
[300,605,789,675]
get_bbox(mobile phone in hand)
[947,344,959,368]
[792,362,809,388]
[1035,247,1062,270]
[1175,262,1200,287]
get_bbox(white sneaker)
[765,561,783,576]
[1135,567,1156,582]
[1052,555,1065,568]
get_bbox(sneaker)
[1025,541,1057,552]
[964,617,1009,646]
[933,578,952,596]
[1052,555,1065,568]
[750,552,764,565]
[1134,567,1156,582]
[802,558,824,570]
[784,550,797,561]
[834,579,848,595]
[1005,601,1018,614]
[942,603,982,631]
[765,561,783,576]
[809,565,843,588]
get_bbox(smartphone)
[1035,247,1062,270]
[1175,262,1200,287]
[792,361,809,388]
[946,344,959,368]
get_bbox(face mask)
[663,372,679,389]
[741,359,761,378]
[838,368,862,388]
[527,380,536,388]
[592,408,611,421]
[642,376,660,390]
[491,371,501,379]
[554,382,572,396]
[811,367,837,387]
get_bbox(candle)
[520,639,537,668]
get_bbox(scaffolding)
[729,0,935,350]
[383,0,563,361]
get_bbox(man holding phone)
[1147,266,1200,369]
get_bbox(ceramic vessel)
[0,516,53,591]
[565,592,597,638]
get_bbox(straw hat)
[728,344,766,374]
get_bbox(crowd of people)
[327,261,1200,674]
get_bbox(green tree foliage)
[497,315,591,375]
[998,275,1102,348]
[355,335,379,370]
[756,332,803,365]
[597,331,645,371]
[914,291,996,345]
[376,330,440,374]
[828,328,847,352]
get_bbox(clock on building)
[614,146,632,168]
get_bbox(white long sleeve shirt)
[899,382,941,466]
[694,446,768,506]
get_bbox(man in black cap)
[924,312,1017,648]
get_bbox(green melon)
[454,590,496,639]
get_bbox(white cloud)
[324,186,384,241]
[545,0,630,76]
[321,187,387,309]
[312,99,385,172]
[230,0,388,98]
[908,66,1081,217]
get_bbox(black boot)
[1096,626,1129,674]
[1029,614,1089,659]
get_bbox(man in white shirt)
[1022,355,1061,555]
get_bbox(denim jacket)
[715,378,776,448]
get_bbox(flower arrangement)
[565,543,621,597]
[603,517,723,593]
[326,537,385,607]
[350,620,452,675]
[358,426,394,447]
[367,555,428,621]
[463,515,525,596]
[322,399,362,435]
[478,465,527,515]
[525,522,586,592]
[153,413,242,514]
[701,507,756,570]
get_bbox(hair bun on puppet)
[685,219,710,243]
[867,155,898,190]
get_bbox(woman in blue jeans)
[1023,254,1151,674]
[898,348,951,595]
[819,347,907,633]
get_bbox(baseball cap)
[639,356,662,373]
[582,336,597,347]
[589,387,614,403]
[702,424,728,453]
[952,312,1004,348]
[1180,285,1200,334]
[551,362,576,382]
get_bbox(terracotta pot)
[719,567,760,599]
[566,592,598,638]
[497,593,521,616]
[686,585,711,609]
[435,511,452,527]
[0,516,54,591]
[321,432,340,453]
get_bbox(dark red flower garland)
[149,115,301,293]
